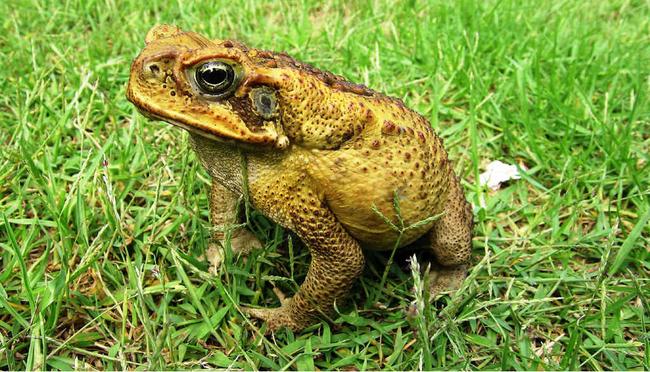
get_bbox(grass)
[1,0,649,369]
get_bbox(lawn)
[1,0,649,370]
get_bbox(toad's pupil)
[204,68,227,85]
[195,61,237,96]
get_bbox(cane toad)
[126,25,473,332]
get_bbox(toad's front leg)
[207,181,262,273]
[244,184,365,332]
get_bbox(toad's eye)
[194,61,237,96]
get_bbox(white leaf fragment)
[479,160,522,190]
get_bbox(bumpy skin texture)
[127,25,473,332]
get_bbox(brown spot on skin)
[417,131,426,142]
[223,40,233,48]
[382,120,396,134]
[371,140,380,149]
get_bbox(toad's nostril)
[149,64,160,74]
[142,61,165,81]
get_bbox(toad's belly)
[308,147,449,251]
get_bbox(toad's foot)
[243,306,300,332]
[242,288,313,332]
[228,229,264,254]
[427,264,467,298]
[242,303,311,333]
[207,229,263,274]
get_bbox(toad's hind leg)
[243,181,366,332]
[426,174,473,297]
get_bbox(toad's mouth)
[136,108,226,143]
